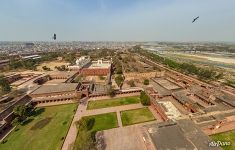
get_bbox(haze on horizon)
[1,0,235,42]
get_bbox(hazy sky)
[1,0,235,41]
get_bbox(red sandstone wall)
[81,68,110,76]
[151,102,168,121]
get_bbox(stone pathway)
[61,98,88,150]
[116,111,123,128]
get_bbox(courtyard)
[72,112,118,150]
[121,107,155,126]
[0,104,77,150]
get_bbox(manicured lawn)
[0,104,77,150]
[73,112,118,149]
[211,130,235,150]
[87,96,140,110]
[83,112,118,131]
[121,107,155,126]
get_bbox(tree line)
[4,52,77,71]
[137,49,223,80]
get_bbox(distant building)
[68,56,112,76]
[21,54,41,60]
[68,56,91,70]
[81,59,112,76]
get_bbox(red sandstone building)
[68,56,112,76]
[29,83,89,105]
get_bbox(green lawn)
[87,96,140,110]
[83,112,118,131]
[0,104,77,150]
[73,112,118,150]
[121,107,155,126]
[211,130,235,150]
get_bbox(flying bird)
[53,33,56,40]
[192,16,199,23]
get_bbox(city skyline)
[1,0,235,42]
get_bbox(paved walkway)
[116,111,123,127]
[62,98,88,150]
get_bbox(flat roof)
[150,79,171,96]
[30,83,79,95]
[144,119,221,150]
[85,60,111,69]
[172,90,195,105]
[217,91,235,107]
[153,78,180,90]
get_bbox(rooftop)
[144,119,221,150]
[150,79,171,96]
[152,78,181,90]
[172,90,196,106]
[88,60,111,69]
[30,83,80,95]
[216,91,235,107]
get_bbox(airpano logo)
[209,140,231,147]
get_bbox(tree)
[9,59,23,69]
[11,117,20,126]
[107,87,116,97]
[13,105,32,122]
[0,75,11,92]
[143,79,149,85]
[128,80,135,87]
[64,52,76,63]
[42,66,51,71]
[115,75,124,88]
[55,65,67,71]
[115,66,123,74]
[140,91,151,106]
